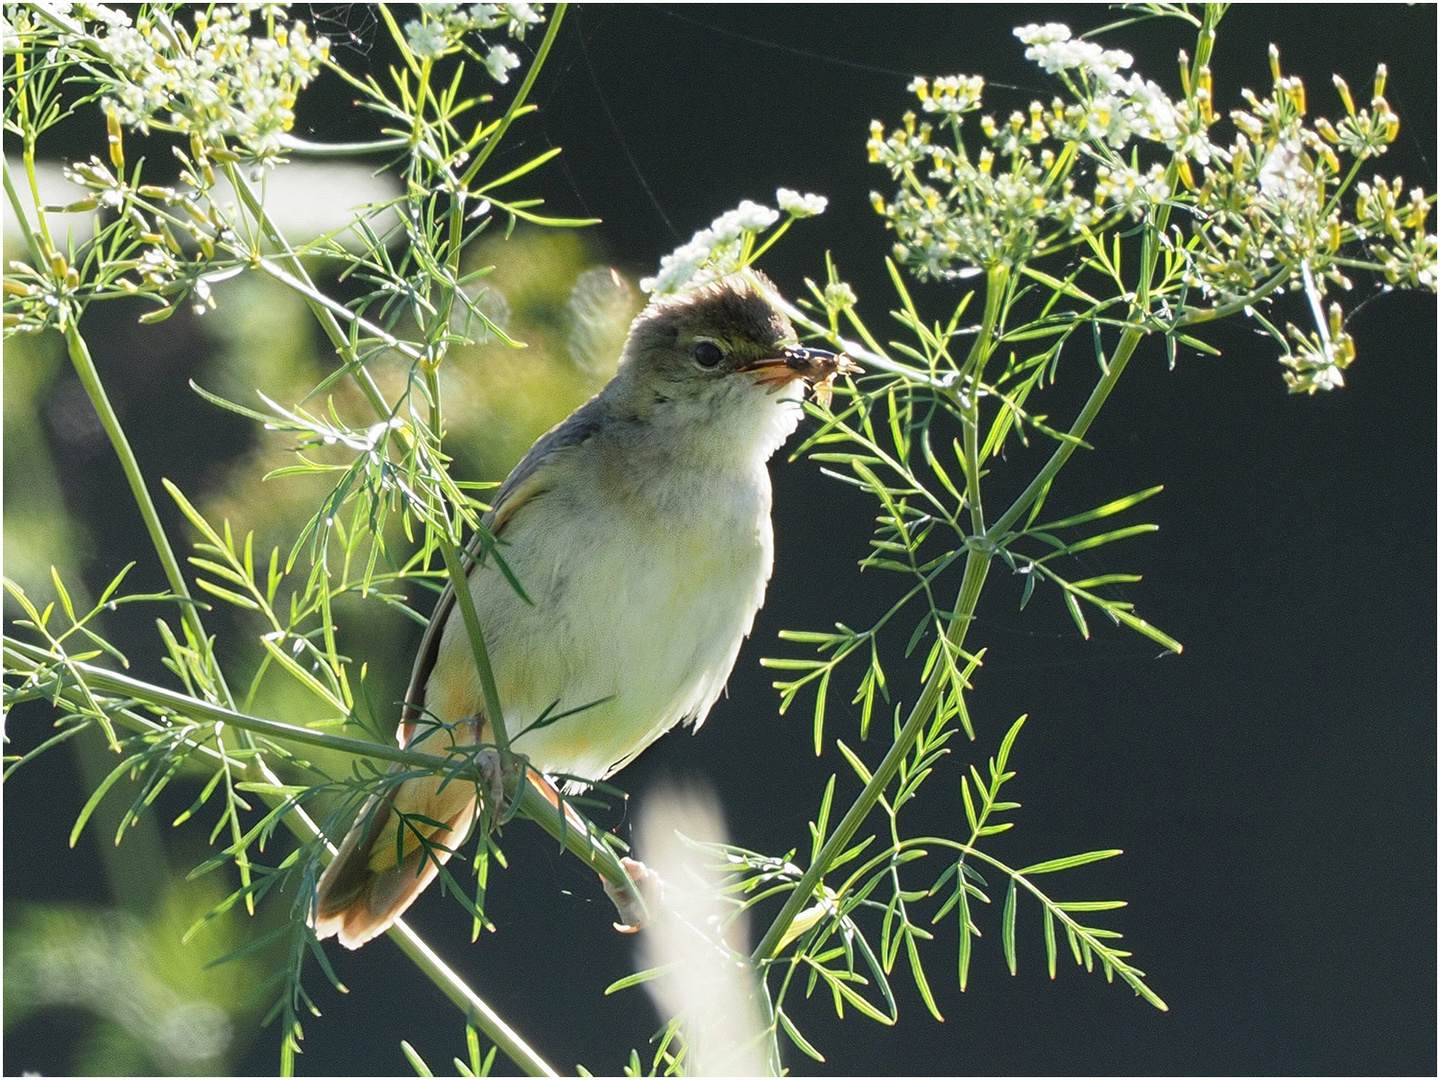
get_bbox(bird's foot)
[606,856,662,934]
[474,746,521,827]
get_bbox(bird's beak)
[740,345,861,399]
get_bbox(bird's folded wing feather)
[395,407,605,745]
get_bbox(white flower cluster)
[88,4,329,161]
[403,2,544,82]
[1354,176,1437,291]
[641,190,826,295]
[1014,24,1132,86]
[869,101,1100,276]
[867,20,1435,392]
[1094,162,1171,221]
[1280,295,1355,394]
[907,75,985,117]
[868,22,1218,277]
[1015,24,1211,160]
[777,188,828,218]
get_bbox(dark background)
[5,5,1435,1076]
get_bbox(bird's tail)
[311,726,482,950]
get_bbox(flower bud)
[1289,78,1306,116]
[1176,157,1196,192]
[105,107,125,170]
[1381,108,1399,143]
[1332,75,1355,117]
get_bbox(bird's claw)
[605,856,662,933]
[475,746,523,827]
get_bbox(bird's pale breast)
[424,436,777,783]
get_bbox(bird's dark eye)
[692,340,724,368]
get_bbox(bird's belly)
[428,477,772,782]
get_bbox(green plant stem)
[3,637,644,915]
[59,320,219,660]
[750,265,1012,967]
[986,324,1143,539]
[962,265,1009,533]
[1170,266,1290,328]
[435,532,513,763]
[751,546,990,964]
[389,920,559,1078]
[459,5,567,189]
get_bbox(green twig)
[434,532,513,763]
[4,636,645,919]
[389,921,559,1078]
[458,5,568,189]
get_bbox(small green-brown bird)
[311,271,853,948]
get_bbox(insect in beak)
[741,345,860,406]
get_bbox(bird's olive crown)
[620,272,796,378]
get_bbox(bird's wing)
[396,406,604,745]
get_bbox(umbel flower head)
[867,21,1436,392]
[401,2,545,82]
[642,190,828,295]
[88,3,330,162]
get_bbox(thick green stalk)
[389,921,559,1077]
[752,547,991,963]
[7,638,460,767]
[986,324,1144,540]
[751,264,1011,965]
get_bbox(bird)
[310,270,855,948]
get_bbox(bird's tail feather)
[311,769,480,950]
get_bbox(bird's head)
[607,272,856,450]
